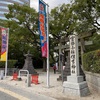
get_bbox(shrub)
[0,60,17,68]
[83,49,100,73]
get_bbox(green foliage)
[0,61,5,68]
[8,60,17,68]
[1,1,100,66]
[85,34,100,52]
[0,60,17,68]
[0,20,8,28]
[4,4,42,62]
[50,3,76,37]
[72,0,100,31]
[49,0,100,63]
[83,49,100,73]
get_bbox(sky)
[30,0,71,11]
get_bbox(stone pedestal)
[63,75,90,97]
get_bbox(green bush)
[83,49,100,73]
[0,60,17,68]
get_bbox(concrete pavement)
[0,82,56,100]
[0,69,100,100]
[0,90,18,100]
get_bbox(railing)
[18,70,31,87]
[18,70,29,77]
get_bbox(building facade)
[0,0,30,20]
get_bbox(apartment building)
[0,0,30,20]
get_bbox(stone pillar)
[26,74,31,87]
[63,35,89,97]
[58,43,61,72]
[63,52,70,81]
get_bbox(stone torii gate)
[54,43,69,72]
[54,40,93,73]
[55,29,95,73]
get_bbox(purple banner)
[0,27,8,61]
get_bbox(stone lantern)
[22,51,38,75]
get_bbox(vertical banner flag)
[39,0,47,58]
[0,27,8,61]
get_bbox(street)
[0,91,18,100]
[0,82,56,100]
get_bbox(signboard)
[0,27,8,61]
[39,0,47,58]
[70,35,79,76]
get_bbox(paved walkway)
[0,69,100,100]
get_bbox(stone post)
[63,35,89,97]
[27,74,31,87]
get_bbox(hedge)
[0,60,17,68]
[83,49,100,73]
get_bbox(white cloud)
[30,0,70,11]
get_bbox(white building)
[0,0,30,20]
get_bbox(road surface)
[0,82,56,100]
[0,91,18,100]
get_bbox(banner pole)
[46,4,50,88]
[39,0,50,88]
[5,28,9,78]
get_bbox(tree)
[49,4,76,62]
[49,1,100,68]
[70,0,100,66]
[4,4,43,68]
[0,19,8,28]
[85,33,100,52]
[49,0,100,50]
[72,0,100,31]
[5,3,40,48]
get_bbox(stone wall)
[85,71,100,93]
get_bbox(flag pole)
[39,0,50,88]
[46,4,50,88]
[5,28,9,78]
